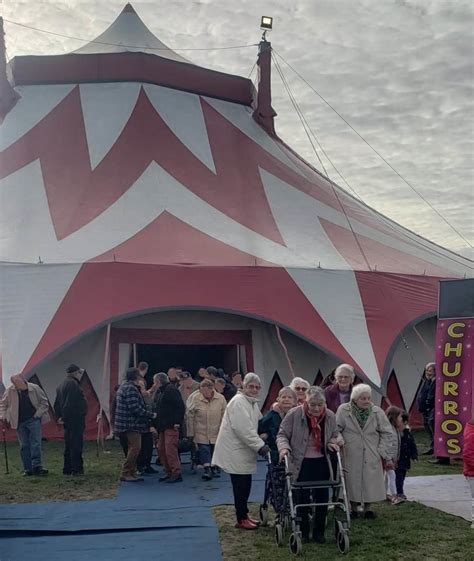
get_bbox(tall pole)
[252,35,277,136]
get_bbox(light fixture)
[260,16,273,31]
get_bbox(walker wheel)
[335,519,343,539]
[337,530,350,554]
[259,504,269,526]
[289,533,302,556]
[275,523,283,546]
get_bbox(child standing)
[463,416,474,529]
[394,411,418,503]
[385,406,403,503]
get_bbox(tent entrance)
[135,343,239,383]
[110,327,253,389]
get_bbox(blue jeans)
[197,443,215,466]
[17,417,42,471]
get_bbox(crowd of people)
[0,361,473,536]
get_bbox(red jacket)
[464,422,474,477]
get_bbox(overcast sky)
[2,0,473,258]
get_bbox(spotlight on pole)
[260,16,273,31]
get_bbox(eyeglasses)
[246,384,261,390]
[294,386,308,392]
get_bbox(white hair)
[278,386,297,400]
[335,364,355,381]
[425,362,435,371]
[350,383,372,402]
[242,372,261,387]
[289,377,310,390]
[306,386,326,404]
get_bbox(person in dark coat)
[258,386,297,463]
[153,372,185,483]
[54,364,88,475]
[324,364,354,413]
[215,370,237,403]
[417,362,436,454]
[394,411,418,502]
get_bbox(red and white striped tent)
[0,4,472,437]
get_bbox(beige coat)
[186,391,226,444]
[276,405,342,480]
[0,383,50,429]
[336,403,393,504]
[212,392,265,474]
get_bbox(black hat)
[66,364,81,374]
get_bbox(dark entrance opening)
[135,344,238,385]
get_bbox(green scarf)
[350,401,372,428]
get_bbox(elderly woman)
[289,377,311,404]
[417,361,436,455]
[186,379,227,480]
[325,364,355,413]
[212,373,269,530]
[336,384,393,519]
[258,386,297,463]
[277,386,342,543]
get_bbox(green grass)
[214,501,473,561]
[0,439,122,503]
[408,429,463,477]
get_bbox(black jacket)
[398,428,418,471]
[153,382,185,432]
[417,378,435,413]
[54,376,87,423]
[223,381,237,403]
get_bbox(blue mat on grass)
[0,460,268,560]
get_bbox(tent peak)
[122,3,137,14]
[72,4,191,64]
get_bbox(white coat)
[212,392,265,475]
[336,403,393,504]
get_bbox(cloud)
[2,0,473,253]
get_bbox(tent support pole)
[97,323,111,457]
[275,324,295,379]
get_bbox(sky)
[1,0,473,258]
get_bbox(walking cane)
[2,423,9,475]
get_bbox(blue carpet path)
[0,458,268,561]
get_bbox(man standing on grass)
[0,374,50,476]
[54,364,88,475]
[153,372,185,483]
[115,368,157,482]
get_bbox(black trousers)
[423,410,434,449]
[63,420,85,474]
[137,432,154,470]
[395,468,407,495]
[296,457,330,538]
[230,474,252,522]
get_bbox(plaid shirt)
[114,381,154,433]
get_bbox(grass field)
[0,439,123,503]
[214,500,473,561]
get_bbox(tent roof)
[0,4,472,390]
[72,3,191,64]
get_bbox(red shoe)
[235,519,258,530]
[247,516,261,526]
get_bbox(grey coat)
[276,405,341,480]
[336,403,393,504]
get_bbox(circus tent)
[0,4,472,437]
